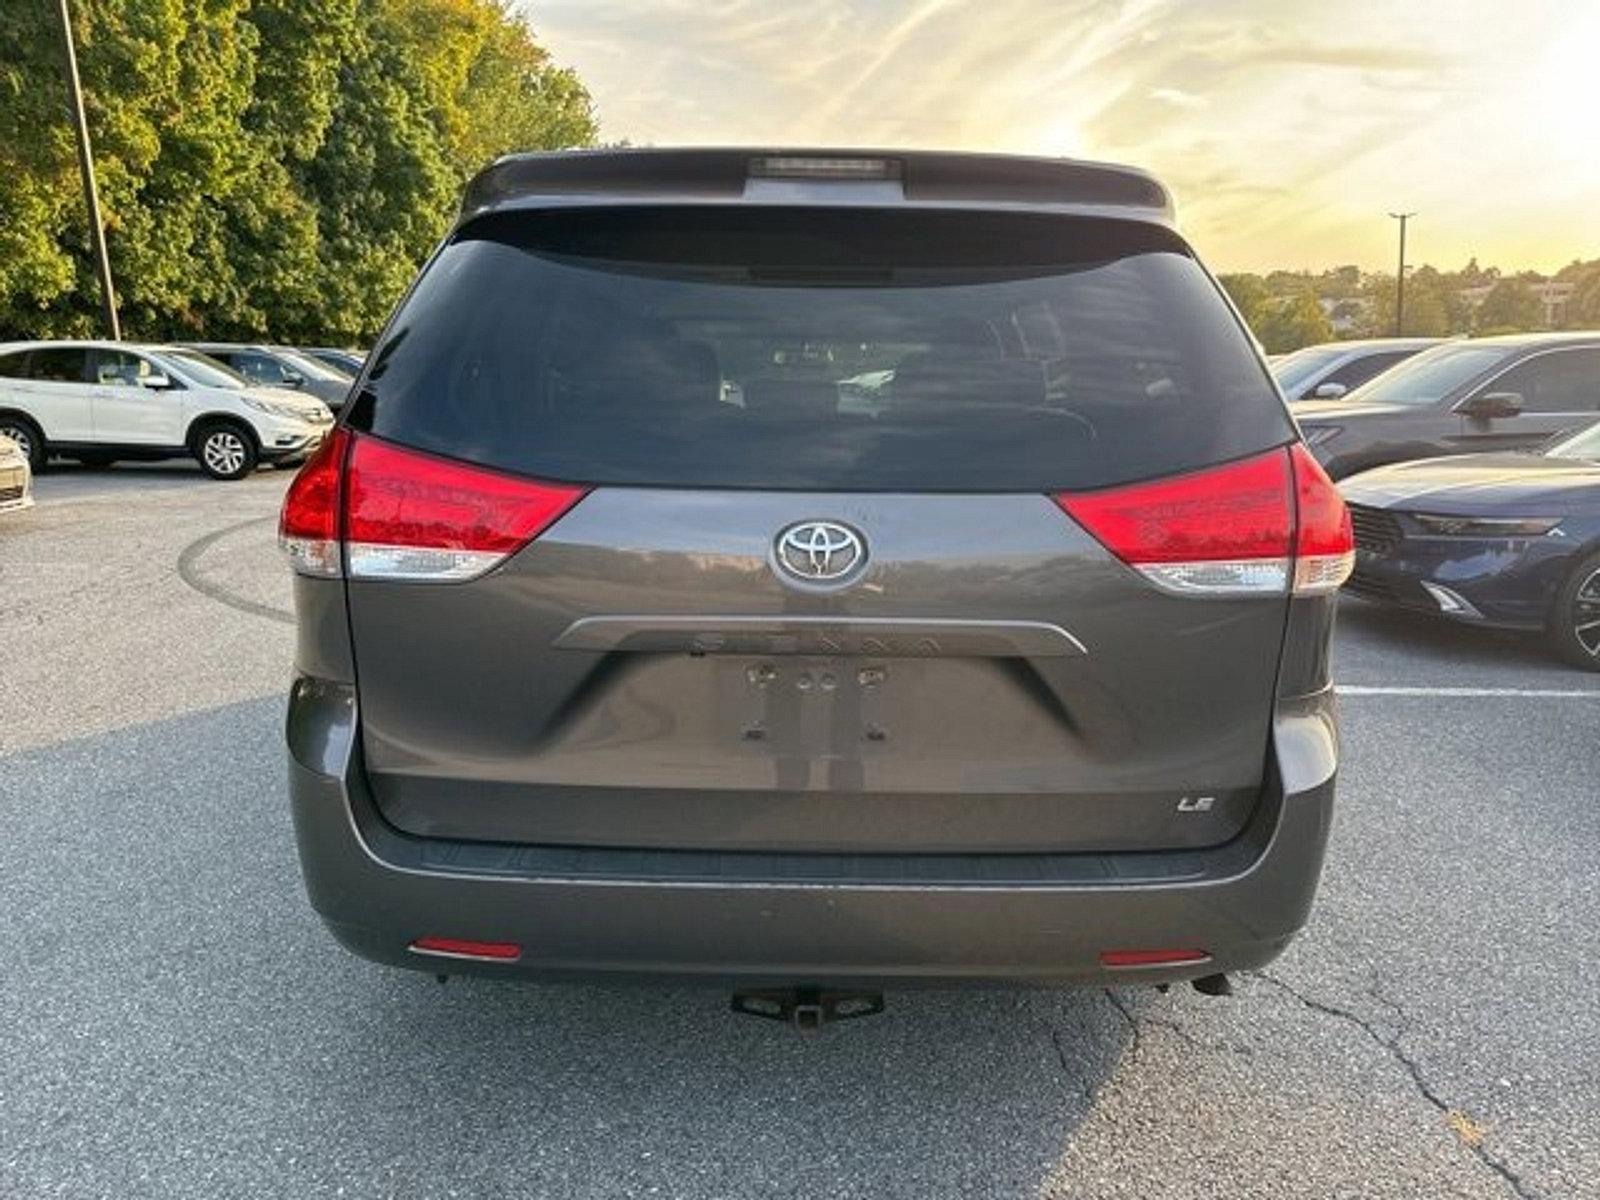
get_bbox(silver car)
[281,149,1354,1022]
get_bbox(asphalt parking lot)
[3,464,1596,1199]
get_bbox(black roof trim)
[460,147,1175,225]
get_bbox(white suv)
[0,341,335,480]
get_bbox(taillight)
[278,428,351,578]
[1288,442,1355,595]
[277,431,588,582]
[345,436,587,582]
[1054,444,1353,598]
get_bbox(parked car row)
[1286,332,1600,670]
[1271,336,1440,401]
[0,341,340,479]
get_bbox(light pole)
[1388,211,1414,337]
[55,0,120,340]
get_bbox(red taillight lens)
[1099,948,1211,968]
[1054,445,1354,598]
[1289,443,1354,595]
[408,937,522,962]
[342,435,587,582]
[1055,449,1292,596]
[279,432,587,582]
[278,428,351,578]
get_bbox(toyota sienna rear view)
[281,149,1352,1018]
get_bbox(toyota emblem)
[774,520,866,584]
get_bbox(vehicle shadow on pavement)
[0,696,1131,1199]
[1337,596,1562,673]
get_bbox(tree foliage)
[1473,279,1543,334]
[1220,275,1332,353]
[1219,256,1599,352]
[0,0,596,342]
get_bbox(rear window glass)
[356,208,1291,491]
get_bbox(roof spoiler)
[459,147,1175,226]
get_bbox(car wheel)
[0,415,46,473]
[193,422,259,481]
[1546,551,1600,671]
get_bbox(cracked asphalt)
[2,463,1597,1198]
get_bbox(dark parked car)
[280,148,1352,1016]
[184,343,353,410]
[1272,337,1439,401]
[1341,420,1600,669]
[302,347,366,376]
[1296,332,1600,479]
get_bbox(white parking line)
[1340,684,1600,698]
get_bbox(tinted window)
[26,347,89,383]
[89,349,157,387]
[1357,344,1509,407]
[155,350,247,389]
[277,348,347,381]
[229,352,290,385]
[0,350,30,380]
[1272,346,1345,396]
[1481,349,1600,413]
[1325,349,1416,392]
[358,209,1290,491]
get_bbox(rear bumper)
[287,677,1337,987]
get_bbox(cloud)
[1149,87,1207,109]
[524,0,1600,271]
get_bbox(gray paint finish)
[347,490,1288,853]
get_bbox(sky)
[523,0,1600,275]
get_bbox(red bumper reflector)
[1099,948,1211,968]
[408,937,522,962]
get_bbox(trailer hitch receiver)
[731,986,885,1032]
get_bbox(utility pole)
[1388,211,1414,337]
[55,0,120,340]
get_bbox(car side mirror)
[1456,391,1523,420]
[1311,382,1347,400]
[283,370,306,387]
[141,371,172,390]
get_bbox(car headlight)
[241,396,313,421]
[1300,425,1341,447]
[1410,514,1562,537]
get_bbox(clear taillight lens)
[1054,444,1353,598]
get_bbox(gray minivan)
[281,149,1352,1015]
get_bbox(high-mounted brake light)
[1054,444,1353,598]
[748,155,899,180]
[277,431,588,582]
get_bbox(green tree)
[0,0,597,342]
[1254,288,1333,353]
[1217,273,1269,326]
[1563,261,1600,327]
[1473,279,1543,333]
[1363,267,1456,337]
